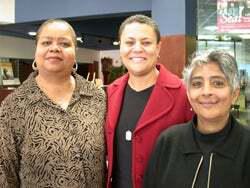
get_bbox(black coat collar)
[181,114,243,160]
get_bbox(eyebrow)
[40,36,71,41]
[191,75,226,80]
[125,37,152,40]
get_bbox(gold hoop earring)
[32,60,38,71]
[73,62,78,72]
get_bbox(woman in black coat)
[144,50,250,188]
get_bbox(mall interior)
[0,0,250,125]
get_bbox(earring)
[73,62,78,72]
[32,60,38,71]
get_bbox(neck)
[37,69,72,84]
[197,114,230,134]
[128,67,159,91]
[36,73,73,88]
[35,72,75,99]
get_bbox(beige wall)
[0,0,15,24]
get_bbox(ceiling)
[0,1,224,51]
[1,0,249,50]
[0,12,150,51]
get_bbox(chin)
[129,71,148,77]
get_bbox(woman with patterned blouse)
[0,19,106,188]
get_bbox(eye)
[190,80,203,88]
[142,41,152,46]
[125,41,134,46]
[41,41,51,46]
[59,42,71,48]
[211,80,226,88]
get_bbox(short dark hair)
[118,14,161,43]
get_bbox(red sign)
[217,0,250,32]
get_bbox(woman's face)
[119,22,161,77]
[35,22,76,75]
[187,62,239,123]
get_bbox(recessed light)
[28,31,37,36]
[113,41,119,46]
[77,37,83,43]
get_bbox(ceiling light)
[113,41,119,46]
[28,31,37,36]
[77,37,83,43]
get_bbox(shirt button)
[75,154,81,158]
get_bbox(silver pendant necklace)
[125,130,132,141]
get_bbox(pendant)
[125,130,132,141]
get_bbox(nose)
[202,82,213,96]
[133,41,143,52]
[49,42,60,52]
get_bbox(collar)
[181,114,243,160]
[23,71,95,105]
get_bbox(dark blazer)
[144,115,250,188]
[105,64,193,188]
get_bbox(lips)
[46,56,63,61]
[199,101,217,108]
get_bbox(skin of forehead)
[122,23,158,41]
[39,22,75,42]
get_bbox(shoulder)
[233,117,250,136]
[156,64,186,98]
[1,80,32,110]
[75,73,106,100]
[108,74,128,88]
[230,118,250,151]
[158,122,190,144]
[106,74,128,96]
[157,64,186,91]
[239,123,250,139]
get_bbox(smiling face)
[35,21,76,76]
[119,22,161,77]
[187,62,239,123]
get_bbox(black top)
[144,114,250,188]
[113,84,153,188]
[192,117,232,187]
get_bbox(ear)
[232,88,240,104]
[156,41,162,56]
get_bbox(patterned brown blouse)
[0,72,106,188]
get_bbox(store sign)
[217,0,250,32]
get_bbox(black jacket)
[144,115,250,188]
